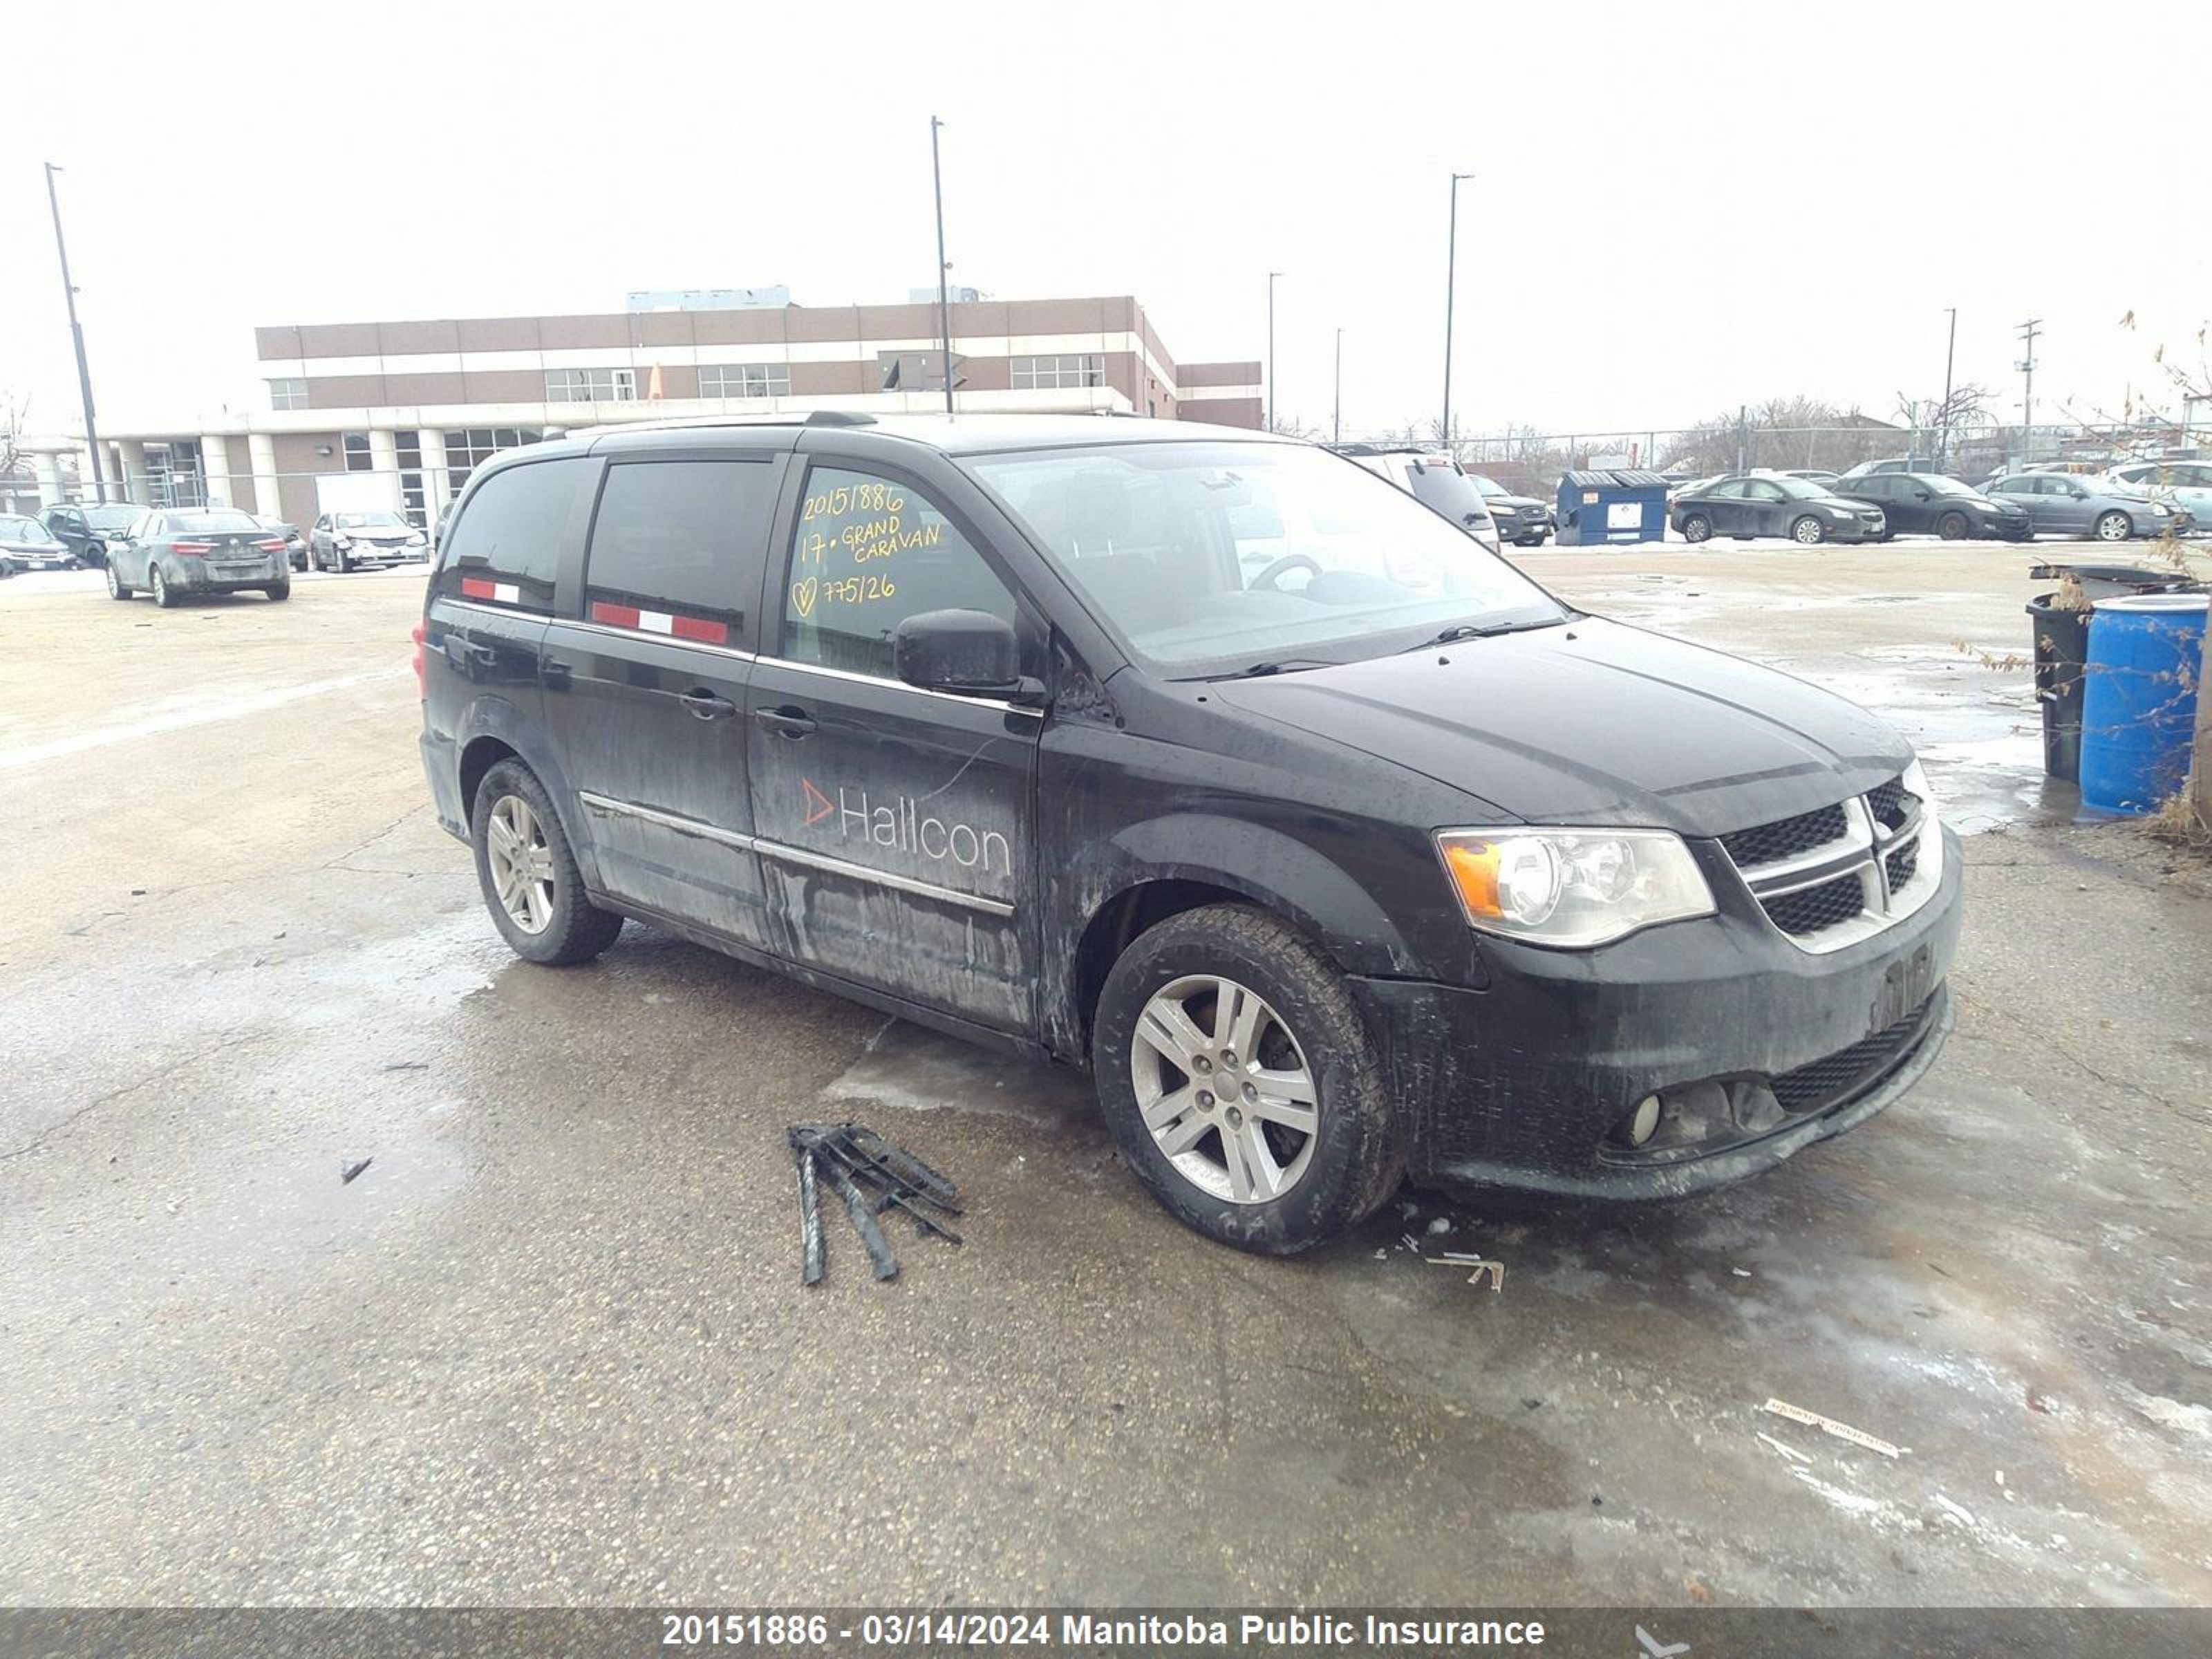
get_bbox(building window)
[698,364,791,400]
[395,430,427,527]
[342,433,373,473]
[269,378,308,411]
[446,427,545,496]
[1011,354,1105,390]
[545,368,637,403]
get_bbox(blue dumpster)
[1555,469,1669,547]
[2079,592,2207,815]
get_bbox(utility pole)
[1332,328,1342,445]
[2016,317,2041,465]
[1441,172,1472,446]
[1938,307,1958,470]
[44,162,106,503]
[1266,271,1283,432]
[929,117,955,416]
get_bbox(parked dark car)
[419,413,1959,1255]
[310,509,429,572]
[0,514,79,572]
[253,514,310,570]
[1669,474,1887,545]
[1830,474,2032,541]
[104,507,292,606]
[1983,474,2188,541]
[39,501,140,568]
[1464,474,1555,547]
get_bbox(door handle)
[682,689,738,721]
[754,704,816,738]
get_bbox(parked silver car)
[1982,474,2189,541]
[2103,459,2212,530]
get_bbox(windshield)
[1465,474,1510,498]
[966,441,1568,676]
[1770,476,1837,501]
[169,509,262,532]
[1,516,57,542]
[1920,476,1978,497]
[336,512,409,529]
[82,506,138,530]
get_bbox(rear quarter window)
[435,456,589,610]
[583,459,778,642]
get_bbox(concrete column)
[118,442,151,506]
[248,433,282,525]
[33,451,66,507]
[200,433,233,507]
[368,427,399,504]
[419,429,451,514]
[79,443,104,502]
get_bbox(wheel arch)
[453,700,606,892]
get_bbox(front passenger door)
[744,455,1044,1032]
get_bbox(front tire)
[150,563,176,608]
[469,759,623,966]
[1091,905,1402,1255]
[1680,514,1713,544]
[1938,511,1970,541]
[2094,510,2131,542]
[1790,514,1827,545]
[105,561,132,600]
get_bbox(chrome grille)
[1719,774,1938,953]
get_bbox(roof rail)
[568,410,879,440]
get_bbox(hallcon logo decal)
[800,779,1011,877]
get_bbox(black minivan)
[418,414,1961,1253]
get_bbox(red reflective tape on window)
[591,601,642,628]
[460,577,496,599]
[670,615,730,645]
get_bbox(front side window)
[437,456,589,609]
[584,460,778,636]
[1704,479,1748,500]
[780,465,1014,679]
[968,441,1565,676]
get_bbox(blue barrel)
[2079,592,2208,815]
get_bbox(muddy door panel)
[745,662,1039,1031]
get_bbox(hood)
[344,525,417,541]
[1,537,61,554]
[1484,493,1548,513]
[1211,617,1909,837]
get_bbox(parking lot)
[2,545,2208,1607]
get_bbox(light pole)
[1333,327,1342,445]
[44,162,106,503]
[1266,271,1283,433]
[929,116,955,416]
[1938,307,1957,469]
[1441,171,1472,447]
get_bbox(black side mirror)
[892,609,1038,701]
[1913,489,1931,500]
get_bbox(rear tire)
[469,758,623,966]
[1790,514,1827,545]
[265,579,291,601]
[150,564,176,608]
[106,562,133,601]
[1938,512,1969,541]
[1680,514,1713,543]
[1091,904,1402,1255]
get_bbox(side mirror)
[1913,489,1931,500]
[892,609,1036,701]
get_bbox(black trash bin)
[2026,563,2202,782]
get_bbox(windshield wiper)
[1398,617,1565,653]
[1211,656,1339,680]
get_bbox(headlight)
[334,536,353,549]
[1904,758,1940,823]
[406,532,427,545]
[1434,827,1716,948]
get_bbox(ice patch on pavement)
[821,1018,1089,1125]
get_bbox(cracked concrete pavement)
[1,551,2207,1607]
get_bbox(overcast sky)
[7,0,2207,447]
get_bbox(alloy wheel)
[485,794,556,934]
[1792,516,1826,545]
[1130,974,1319,1204]
[2095,512,2130,542]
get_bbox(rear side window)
[436,456,588,610]
[583,460,777,644]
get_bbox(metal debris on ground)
[1756,1430,1813,1465]
[787,1123,962,1286]
[339,1157,373,1185]
[1427,1251,1506,1293]
[1759,1397,1906,1459]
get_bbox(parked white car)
[2104,459,2212,530]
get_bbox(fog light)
[1626,1094,1662,1147]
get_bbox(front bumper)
[1351,825,1964,1199]
[168,554,289,590]
[1827,517,1888,543]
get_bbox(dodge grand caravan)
[418,413,1962,1254]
